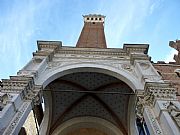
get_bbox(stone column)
[39,89,52,135]
[154,98,180,135]
[3,101,32,135]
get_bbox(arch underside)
[43,72,134,135]
[66,128,108,135]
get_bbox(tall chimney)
[76,14,107,48]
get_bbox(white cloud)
[0,0,51,78]
[104,0,163,47]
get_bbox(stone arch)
[36,63,143,91]
[38,63,142,135]
[51,116,123,135]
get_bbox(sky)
[0,0,180,79]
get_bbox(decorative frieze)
[47,59,134,75]
[0,76,42,106]
[145,82,177,102]
[1,76,34,93]
[136,82,177,119]
[54,53,128,60]
[57,48,127,57]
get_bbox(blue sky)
[0,0,180,79]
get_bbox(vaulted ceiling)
[46,72,133,135]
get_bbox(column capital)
[144,82,177,103]
[24,85,43,106]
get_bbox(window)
[136,118,150,135]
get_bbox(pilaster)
[136,82,180,135]
[0,75,42,134]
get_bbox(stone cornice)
[1,76,34,92]
[33,41,62,61]
[123,43,149,55]
[32,41,151,62]
[37,40,62,51]
[1,76,42,106]
[130,53,151,64]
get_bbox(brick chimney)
[76,14,107,48]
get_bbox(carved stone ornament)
[139,62,151,70]
[47,58,128,71]
[0,93,13,110]
[136,83,177,119]
[136,93,154,119]
[136,96,144,119]
[121,64,133,72]
[24,85,42,106]
[167,102,180,128]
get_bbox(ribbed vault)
[45,72,134,135]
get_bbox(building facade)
[0,14,180,135]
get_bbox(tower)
[76,14,107,48]
[0,14,180,135]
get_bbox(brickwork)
[153,40,180,100]
[153,64,180,100]
[76,15,107,48]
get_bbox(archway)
[67,128,107,135]
[38,66,140,135]
[51,117,123,135]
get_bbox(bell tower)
[76,14,107,48]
